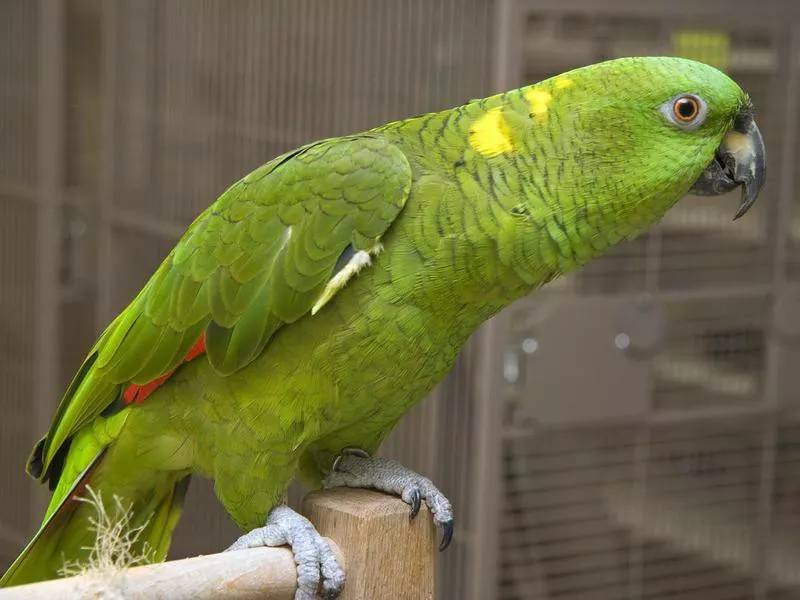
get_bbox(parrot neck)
[510,183,681,288]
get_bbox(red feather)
[122,335,206,405]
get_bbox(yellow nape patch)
[525,88,552,121]
[469,107,515,157]
[555,77,573,90]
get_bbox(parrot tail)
[0,448,191,588]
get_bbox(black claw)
[323,585,343,600]
[439,519,454,552]
[408,488,422,519]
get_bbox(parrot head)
[548,56,766,226]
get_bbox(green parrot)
[1,56,765,598]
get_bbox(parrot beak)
[689,108,766,220]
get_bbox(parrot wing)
[37,134,412,478]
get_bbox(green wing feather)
[37,135,412,478]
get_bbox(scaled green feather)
[40,135,411,474]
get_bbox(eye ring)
[661,93,707,130]
[673,96,700,122]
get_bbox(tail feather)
[0,450,103,587]
[0,451,190,588]
[140,475,191,561]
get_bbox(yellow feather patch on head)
[469,107,515,157]
[555,77,573,90]
[525,88,552,121]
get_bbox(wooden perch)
[0,488,437,600]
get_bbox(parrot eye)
[661,94,707,129]
[673,96,700,122]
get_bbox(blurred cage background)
[1,0,800,599]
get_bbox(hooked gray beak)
[689,107,766,220]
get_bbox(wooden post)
[303,488,437,600]
[0,489,436,599]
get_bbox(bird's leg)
[225,505,345,600]
[323,448,454,550]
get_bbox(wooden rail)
[0,488,437,599]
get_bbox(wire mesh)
[0,0,39,571]
[501,425,639,600]
[654,297,768,412]
[0,198,37,567]
[498,8,794,600]
[0,0,38,190]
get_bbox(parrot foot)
[225,505,345,600]
[324,449,454,551]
